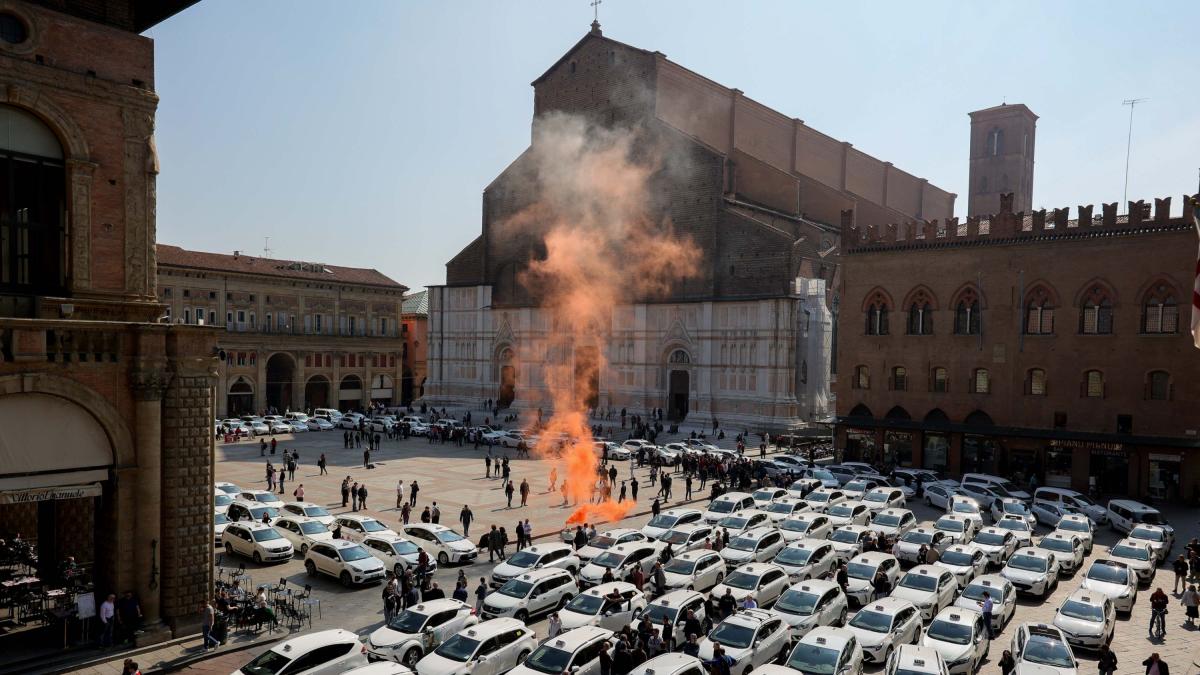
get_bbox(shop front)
[922,433,949,474]
[844,428,876,464]
[1088,445,1131,498]
[1042,445,1074,488]
[961,434,998,475]
[885,431,914,468]
[1148,453,1182,501]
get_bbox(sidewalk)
[31,628,283,675]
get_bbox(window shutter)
[1042,309,1054,334]
[1163,304,1178,333]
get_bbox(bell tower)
[968,103,1037,216]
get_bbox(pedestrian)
[421,506,431,523]
[1174,554,1190,594]
[121,659,141,675]
[277,467,286,495]
[547,612,563,640]
[498,527,509,559]
[523,519,532,547]
[651,498,660,518]
[474,577,488,614]
[515,518,526,550]
[999,650,1016,675]
[1150,587,1168,638]
[341,477,351,507]
[99,593,116,648]
[520,478,530,507]
[631,479,638,501]
[653,561,667,596]
[200,601,219,650]
[979,591,995,639]
[363,448,370,468]
[1182,584,1200,626]
[1098,646,1117,675]
[260,438,266,456]
[549,467,558,492]
[1142,653,1169,675]
[505,480,515,508]
[685,474,693,500]
[358,482,368,509]
[409,480,419,507]
[488,525,502,562]
[270,437,277,455]
[459,505,474,536]
[318,453,327,475]
[292,484,304,501]
[452,581,468,602]
[485,455,492,478]
[431,502,441,524]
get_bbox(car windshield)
[1087,563,1129,584]
[849,609,892,633]
[1008,554,1047,572]
[523,645,573,675]
[811,470,835,482]
[728,535,761,552]
[723,571,761,590]
[1060,600,1104,622]
[434,634,480,662]
[1004,502,1030,515]
[1131,527,1163,542]
[436,530,465,543]
[249,506,279,520]
[767,502,796,514]
[215,513,230,525]
[238,649,292,675]
[941,550,975,566]
[303,506,330,517]
[506,550,541,568]
[339,545,371,561]
[873,514,901,527]
[844,481,869,492]
[218,484,240,494]
[776,547,814,566]
[828,504,857,517]
[753,490,779,501]
[1058,519,1089,533]
[592,552,627,569]
[847,562,878,580]
[256,493,281,503]
[587,535,619,550]
[831,531,862,546]
[786,642,840,675]
[661,530,694,546]
[252,529,283,542]
[386,609,429,634]
[775,589,820,615]
[927,618,973,645]
[899,573,938,591]
[497,579,535,599]
[664,557,698,575]
[789,481,813,492]
[708,622,754,649]
[709,500,738,514]
[936,518,964,532]
[298,522,328,535]
[1022,633,1075,668]
[361,520,387,533]
[720,516,751,530]
[864,492,889,503]
[998,520,1029,533]
[807,492,831,503]
[1039,538,1073,553]
[902,531,933,546]
[215,494,233,507]
[1112,545,1150,561]
[961,583,999,602]
[975,531,1006,546]
[388,540,419,556]
[952,502,979,514]
[642,602,678,624]
[647,514,680,529]
[565,593,605,615]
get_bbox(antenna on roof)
[263,236,273,259]
[1121,98,1148,213]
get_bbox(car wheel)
[224,542,234,556]
[515,609,528,622]
[882,647,893,666]
[438,552,450,566]
[403,648,422,668]
[340,571,353,588]
[300,544,309,555]
[305,560,316,576]
[253,551,262,564]
[518,650,531,664]
[395,563,405,576]
[838,608,848,625]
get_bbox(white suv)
[559,581,647,631]
[661,549,727,592]
[490,543,581,587]
[510,626,614,675]
[233,628,366,674]
[415,617,538,675]
[1080,559,1138,614]
[720,526,786,565]
[402,524,479,566]
[921,606,990,675]
[271,515,332,555]
[304,540,386,587]
[709,562,789,608]
[659,523,716,553]
[870,509,916,539]
[335,515,398,543]
[891,565,959,621]
[1052,589,1115,652]
[642,508,705,539]
[1008,624,1078,675]
[221,521,294,564]
[481,568,578,622]
[772,539,838,582]
[575,528,650,562]
[769,579,849,640]
[698,608,791,673]
[365,598,479,667]
[1001,548,1059,598]
[846,596,923,664]
[578,542,662,588]
[362,533,434,576]
[844,552,902,607]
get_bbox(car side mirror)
[477,655,487,663]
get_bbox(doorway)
[1089,452,1130,497]
[668,370,689,421]
[227,378,254,415]
[304,375,330,410]
[265,353,295,412]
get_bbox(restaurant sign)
[0,483,102,504]
[1049,440,1124,453]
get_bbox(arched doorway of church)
[265,353,295,412]
[496,347,516,409]
[227,377,254,415]
[666,349,691,421]
[574,346,600,410]
[304,375,330,410]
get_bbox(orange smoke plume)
[500,113,702,528]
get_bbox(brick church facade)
[425,23,954,429]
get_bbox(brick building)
[156,245,409,415]
[834,193,1200,500]
[425,22,955,429]
[401,289,428,404]
[0,0,215,649]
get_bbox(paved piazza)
[187,420,1200,675]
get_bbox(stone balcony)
[0,317,131,365]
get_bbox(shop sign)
[1050,439,1123,453]
[1149,453,1182,463]
[0,483,102,504]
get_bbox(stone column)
[363,354,374,409]
[255,351,267,413]
[293,351,306,413]
[131,362,170,643]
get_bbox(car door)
[813,545,835,578]
[936,573,955,611]
[896,607,919,644]
[530,577,558,615]
[755,618,786,664]
[761,569,787,605]
[277,520,300,549]
[312,544,336,576]
[236,527,256,556]
[473,636,504,675]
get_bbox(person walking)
[420,506,432,523]
[979,592,995,639]
[474,577,488,614]
[341,477,351,507]
[685,474,693,500]
[1174,554,1189,594]
[396,480,405,509]
[99,593,116,648]
[1150,587,1169,638]
[505,480,515,508]
[1182,584,1200,627]
[488,525,502,562]
[459,505,474,537]
[519,478,530,507]
[515,518,526,551]
[318,453,327,475]
[357,483,368,510]
[363,447,371,469]
[631,478,638,502]
[1142,654,1169,675]
[409,480,419,507]
[549,467,558,492]
[277,467,286,495]
[485,455,492,478]
[200,601,220,650]
[1097,645,1117,675]
[523,519,532,548]
[651,498,660,518]
[431,502,441,524]
[292,484,304,502]
[999,650,1016,675]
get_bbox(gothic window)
[1142,283,1179,334]
[953,288,981,335]
[891,366,907,391]
[987,128,1004,156]
[864,290,890,336]
[1147,370,1171,401]
[1026,368,1046,396]
[0,105,67,303]
[1024,286,1055,335]
[930,367,948,393]
[668,349,690,364]
[971,368,990,394]
[1079,285,1114,335]
[854,365,870,390]
[1083,370,1104,398]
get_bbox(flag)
[1193,194,1200,348]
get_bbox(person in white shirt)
[396,480,405,509]
[99,593,116,647]
[740,595,758,610]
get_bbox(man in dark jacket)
[357,483,368,509]
[1143,654,1168,675]
[573,526,588,550]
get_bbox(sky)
[148,1,1200,292]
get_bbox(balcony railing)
[0,318,124,364]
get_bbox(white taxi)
[509,626,613,675]
[995,516,1034,548]
[946,496,985,531]
[1036,533,1085,574]
[335,515,398,544]
[1128,524,1174,563]
[281,501,336,526]
[990,498,1037,529]
[575,528,650,562]
[214,490,234,515]
[659,523,715,553]
[1001,548,1059,597]
[698,608,790,673]
[785,478,824,500]
[921,607,990,675]
[642,509,704,540]
[1053,514,1095,555]
[861,487,907,514]
[884,644,947,675]
[703,492,756,524]
[760,497,811,525]
[709,562,789,608]
[414,617,537,675]
[844,552,902,606]
[559,581,646,631]
[894,528,952,565]
[490,543,581,587]
[1052,589,1115,652]
[934,545,988,586]
[480,568,578,622]
[827,526,873,563]
[891,565,959,621]
[932,515,977,546]
[272,515,333,555]
[1108,538,1156,584]
[365,599,478,667]
[826,502,872,528]
[953,574,1017,633]
[629,654,705,675]
[662,549,727,592]
[769,626,863,675]
[1009,623,1079,675]
[402,524,479,566]
[870,508,917,539]
[362,534,434,576]
[578,542,662,588]
[972,527,1018,566]
[642,589,708,645]
[214,512,231,546]
[772,539,838,582]
[769,579,849,640]
[233,628,366,675]
[304,540,386,587]
[779,513,832,542]
[221,521,294,564]
[721,527,787,565]
[1079,559,1138,614]
[803,488,847,514]
[751,487,789,507]
[716,510,774,536]
[846,597,923,664]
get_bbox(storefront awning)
[0,481,103,504]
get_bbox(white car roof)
[285,501,324,510]
[611,543,659,555]
[325,539,365,550]
[1113,538,1152,551]
[512,567,572,583]
[363,533,410,545]
[459,617,528,639]
[718,607,775,628]
[736,526,778,540]
[809,488,840,496]
[338,514,382,523]
[1040,532,1080,544]
[903,564,951,580]
[1011,547,1051,560]
[1108,499,1158,513]
[274,515,320,525]
[932,606,981,626]
[674,549,720,562]
[526,543,574,555]
[231,521,274,532]
[713,492,753,503]
[790,578,839,595]
[943,544,983,555]
[936,514,969,524]
[406,598,470,615]
[666,523,711,535]
[767,497,804,505]
[584,581,639,597]
[730,561,783,576]
[598,528,642,538]
[649,588,705,609]
[893,644,946,673]
[1063,588,1106,607]
[627,653,703,675]
[851,551,895,565]
[978,527,1009,536]
[545,625,614,651]
[787,538,831,552]
[965,573,1012,592]
[1057,513,1091,524]
[267,628,361,655]
[660,508,702,518]
[800,625,854,652]
[861,596,916,616]
[876,508,912,518]
[834,525,871,535]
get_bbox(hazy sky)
[149,1,1200,291]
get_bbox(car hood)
[924,637,973,664]
[559,609,600,629]
[709,585,753,603]
[1054,615,1105,636]
[1014,662,1075,675]
[447,540,477,553]
[663,571,696,587]
[369,624,420,648]
[348,557,384,574]
[576,544,606,560]
[580,564,610,581]
[492,562,531,578]
[846,577,874,592]
[483,592,523,609]
[415,652,466,675]
[1081,579,1129,598]
[641,526,669,538]
[891,586,934,606]
[845,625,887,647]
[721,549,756,563]
[1002,567,1045,584]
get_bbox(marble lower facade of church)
[422,279,832,431]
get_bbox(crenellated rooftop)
[841,193,1199,254]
